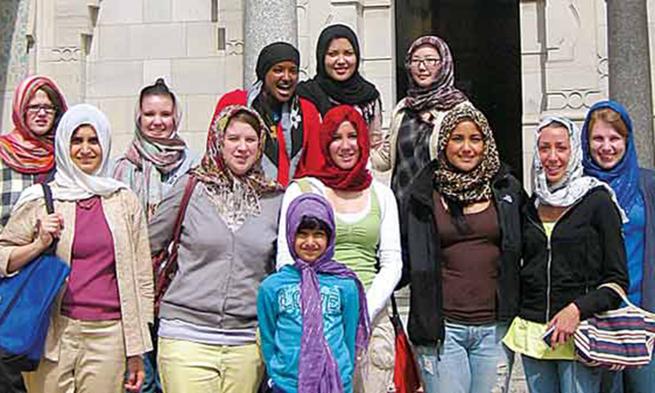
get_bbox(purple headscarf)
[286,193,371,393]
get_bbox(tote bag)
[0,183,70,371]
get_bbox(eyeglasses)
[26,104,56,115]
[409,58,442,68]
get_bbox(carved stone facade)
[1,0,654,183]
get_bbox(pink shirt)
[60,196,121,320]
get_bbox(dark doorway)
[395,0,523,180]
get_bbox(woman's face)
[589,119,626,170]
[409,44,442,88]
[70,125,103,175]
[25,89,56,136]
[139,94,176,139]
[445,120,485,172]
[324,38,357,82]
[222,119,260,176]
[538,125,571,184]
[329,120,360,170]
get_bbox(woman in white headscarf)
[503,116,628,393]
[0,104,153,393]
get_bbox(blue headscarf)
[581,100,640,215]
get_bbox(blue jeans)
[416,321,513,393]
[600,356,655,393]
[522,356,602,393]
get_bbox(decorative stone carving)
[226,39,244,56]
[546,88,604,110]
[51,46,81,62]
[545,0,582,62]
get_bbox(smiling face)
[70,125,103,175]
[328,120,360,170]
[139,94,176,139]
[589,119,627,170]
[263,61,299,103]
[538,125,571,184]
[221,118,260,176]
[409,44,442,88]
[25,89,56,136]
[294,227,328,263]
[445,120,485,172]
[324,38,357,82]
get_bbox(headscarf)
[581,100,640,215]
[296,24,380,116]
[14,104,127,208]
[255,42,300,80]
[286,193,370,393]
[191,105,278,232]
[294,105,372,191]
[532,116,625,218]
[403,35,467,113]
[0,75,67,174]
[434,104,500,203]
[250,42,305,185]
[113,81,191,218]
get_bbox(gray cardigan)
[149,174,283,330]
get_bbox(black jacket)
[520,187,628,323]
[401,161,525,347]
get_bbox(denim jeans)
[522,356,602,393]
[415,321,513,393]
[600,356,655,393]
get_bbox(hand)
[35,213,64,250]
[124,355,145,393]
[547,303,581,348]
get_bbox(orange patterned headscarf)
[0,75,67,173]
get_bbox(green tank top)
[297,179,381,289]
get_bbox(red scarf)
[0,75,67,174]
[296,105,372,191]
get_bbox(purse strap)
[41,183,57,255]
[169,176,198,256]
[598,283,655,319]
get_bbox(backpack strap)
[41,183,57,255]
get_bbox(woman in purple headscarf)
[257,193,370,393]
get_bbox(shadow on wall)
[0,0,22,128]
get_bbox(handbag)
[153,176,197,315]
[390,294,422,393]
[574,282,655,370]
[0,183,70,371]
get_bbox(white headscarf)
[14,104,127,209]
[532,116,626,220]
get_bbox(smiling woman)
[70,125,102,175]
[148,105,282,393]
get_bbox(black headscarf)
[297,24,380,115]
[255,42,300,80]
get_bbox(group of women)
[0,22,652,393]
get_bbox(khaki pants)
[157,337,264,393]
[23,318,126,393]
[355,307,396,393]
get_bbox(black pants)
[0,360,26,393]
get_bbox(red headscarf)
[297,105,372,191]
[0,75,67,174]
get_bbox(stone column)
[607,0,654,167]
[244,0,297,87]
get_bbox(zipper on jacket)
[527,203,575,322]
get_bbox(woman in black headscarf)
[297,24,383,157]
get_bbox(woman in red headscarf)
[0,75,66,393]
[277,105,402,392]
[0,75,67,227]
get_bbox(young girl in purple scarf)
[257,193,370,393]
